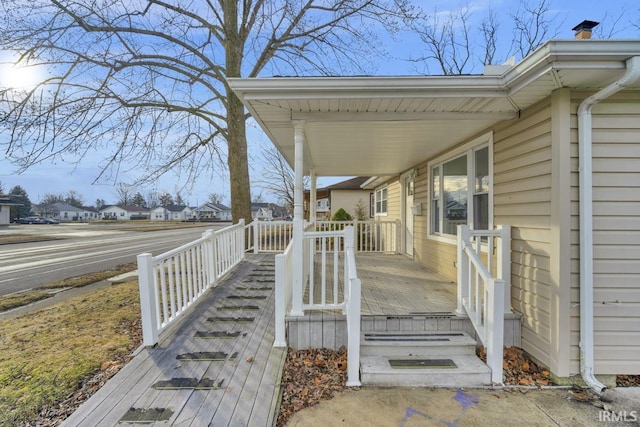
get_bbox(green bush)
[332,208,352,221]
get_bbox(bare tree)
[0,0,413,223]
[208,193,226,205]
[64,189,83,207]
[409,0,562,75]
[114,183,133,206]
[255,145,309,210]
[509,0,560,59]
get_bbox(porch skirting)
[285,312,521,350]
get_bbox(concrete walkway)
[286,386,640,426]
[62,254,285,427]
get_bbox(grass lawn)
[0,280,141,425]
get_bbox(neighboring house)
[150,205,192,221]
[195,202,232,221]
[229,37,640,384]
[0,195,18,226]
[251,203,273,221]
[305,176,372,220]
[100,205,150,220]
[35,202,101,221]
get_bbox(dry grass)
[0,280,141,426]
[37,263,137,290]
[0,292,53,312]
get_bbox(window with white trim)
[375,186,387,215]
[430,140,491,237]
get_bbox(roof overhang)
[228,40,640,177]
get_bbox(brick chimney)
[572,20,599,39]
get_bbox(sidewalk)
[286,386,640,426]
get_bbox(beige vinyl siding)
[570,92,640,375]
[379,178,401,221]
[329,190,371,219]
[493,99,554,369]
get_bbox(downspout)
[578,56,640,393]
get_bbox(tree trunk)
[225,0,252,224]
[227,94,252,224]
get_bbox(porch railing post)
[395,219,401,254]
[486,278,505,384]
[496,225,511,313]
[202,229,215,287]
[346,277,361,387]
[274,253,287,347]
[456,225,470,315]
[253,219,259,254]
[137,253,159,347]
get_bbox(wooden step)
[361,331,477,357]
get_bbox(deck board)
[62,254,283,427]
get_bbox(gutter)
[577,55,640,393]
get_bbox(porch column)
[310,169,317,223]
[291,120,306,316]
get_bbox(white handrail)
[138,220,247,346]
[274,239,294,347]
[457,224,509,385]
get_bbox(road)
[0,222,230,296]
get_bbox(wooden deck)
[62,254,285,427]
[306,253,457,316]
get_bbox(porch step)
[361,331,477,357]
[360,354,491,387]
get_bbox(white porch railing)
[457,224,511,384]
[315,220,400,253]
[137,220,247,346]
[274,225,361,386]
[251,220,294,253]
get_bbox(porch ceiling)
[229,40,640,177]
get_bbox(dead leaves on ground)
[478,346,552,387]
[276,347,353,427]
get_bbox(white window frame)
[427,132,494,245]
[374,185,388,216]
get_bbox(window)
[375,186,387,215]
[430,136,492,238]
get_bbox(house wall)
[0,205,9,225]
[569,92,640,375]
[330,190,372,219]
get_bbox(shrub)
[331,208,352,221]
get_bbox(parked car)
[16,216,45,224]
[40,217,60,224]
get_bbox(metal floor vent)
[226,295,267,300]
[194,331,245,339]
[207,316,255,323]
[176,351,238,361]
[364,332,464,342]
[218,305,260,311]
[119,408,174,423]
[152,378,224,390]
[389,359,457,369]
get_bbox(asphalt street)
[0,222,229,296]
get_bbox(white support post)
[395,219,401,254]
[496,225,511,313]
[137,253,159,347]
[274,253,287,347]
[310,169,317,223]
[253,219,259,254]
[486,278,505,384]
[456,225,470,315]
[291,120,306,316]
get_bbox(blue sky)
[1,0,639,207]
